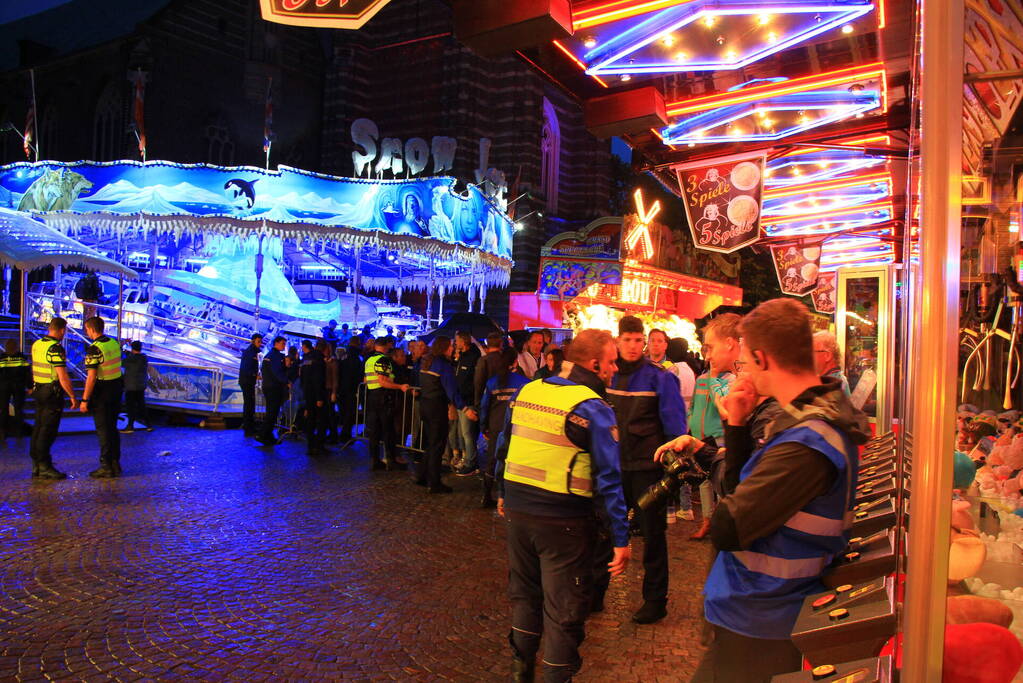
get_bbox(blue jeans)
[457,407,479,468]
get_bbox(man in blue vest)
[697,298,868,681]
[495,328,631,683]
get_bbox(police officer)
[478,346,528,508]
[495,329,631,683]
[257,336,289,447]
[0,338,31,440]
[595,316,686,624]
[80,316,124,477]
[363,337,409,471]
[29,317,77,478]
[416,336,463,494]
[238,333,263,435]
[300,339,328,456]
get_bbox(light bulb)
[583,36,597,48]
[661,33,676,47]
[673,51,687,62]
[841,24,854,34]
[758,14,771,25]
[703,15,716,28]
[725,50,738,60]
[620,73,632,82]
[767,31,778,44]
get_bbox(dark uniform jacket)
[300,351,327,405]
[122,353,149,392]
[419,356,464,408]
[454,344,481,406]
[261,348,288,391]
[239,344,260,380]
[607,358,687,471]
[0,352,31,389]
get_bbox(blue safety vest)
[704,419,857,639]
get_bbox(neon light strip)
[552,40,610,88]
[663,99,880,144]
[877,0,886,28]
[573,0,684,29]
[666,63,885,115]
[762,171,892,200]
[763,199,893,225]
[773,134,891,157]
[585,6,873,74]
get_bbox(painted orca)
[224,178,258,208]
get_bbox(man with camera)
[594,315,685,625]
[658,299,868,682]
[495,329,631,683]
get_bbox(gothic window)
[541,97,561,215]
[205,117,235,166]
[92,82,123,161]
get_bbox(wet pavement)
[0,426,710,681]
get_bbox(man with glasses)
[697,299,868,681]
[812,331,851,396]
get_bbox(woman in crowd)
[415,336,464,494]
[532,348,564,380]
[478,347,530,508]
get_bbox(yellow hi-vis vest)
[31,338,60,384]
[92,337,123,381]
[363,353,391,391]
[0,353,28,370]
[504,379,599,498]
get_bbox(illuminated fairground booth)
[0,160,513,412]
[509,190,742,347]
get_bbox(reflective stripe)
[569,476,592,492]
[92,338,122,381]
[732,551,828,579]
[606,388,657,397]
[31,339,59,384]
[506,461,547,483]
[512,399,570,416]
[802,419,854,516]
[421,370,439,377]
[511,423,575,448]
[784,510,846,537]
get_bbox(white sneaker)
[677,509,695,521]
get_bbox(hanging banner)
[812,271,837,314]
[675,152,766,254]
[771,239,824,297]
[537,259,623,300]
[259,0,392,29]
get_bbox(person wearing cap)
[80,316,124,478]
[0,338,31,440]
[29,317,78,478]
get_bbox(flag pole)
[29,69,38,161]
[263,76,273,171]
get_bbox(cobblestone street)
[0,427,710,681]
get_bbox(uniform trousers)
[417,399,448,486]
[91,379,123,469]
[29,384,64,468]
[0,381,26,437]
[364,390,395,463]
[260,385,285,442]
[594,469,668,604]
[507,510,596,682]
[239,375,257,432]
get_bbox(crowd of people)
[9,302,867,683]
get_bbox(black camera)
[637,444,709,511]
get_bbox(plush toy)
[998,410,1021,434]
[952,499,976,532]
[954,452,978,490]
[946,595,1014,628]
[949,533,987,583]
[943,622,1023,682]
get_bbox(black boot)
[480,474,496,508]
[511,656,535,683]
[632,600,667,624]
[89,461,118,478]
[36,464,66,479]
